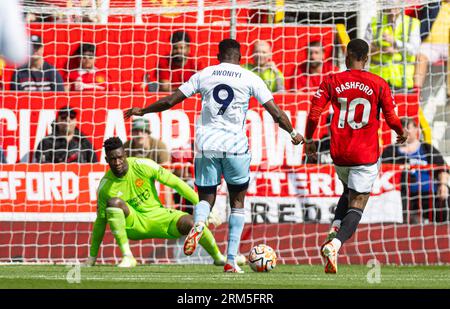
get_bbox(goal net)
[0,0,448,265]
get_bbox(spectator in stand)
[292,41,338,94]
[34,106,97,163]
[0,147,6,163]
[10,35,64,92]
[382,117,449,223]
[67,43,108,91]
[416,1,441,41]
[124,118,170,165]
[243,40,284,93]
[365,7,421,91]
[142,30,199,92]
[414,0,450,90]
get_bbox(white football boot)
[321,242,338,274]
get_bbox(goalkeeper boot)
[213,255,226,266]
[320,226,339,257]
[117,255,137,268]
[224,261,244,273]
[214,254,246,266]
[184,223,204,256]
[321,241,338,274]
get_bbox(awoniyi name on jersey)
[212,70,242,78]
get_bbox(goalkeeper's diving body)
[86,137,239,267]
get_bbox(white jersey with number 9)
[178,62,273,154]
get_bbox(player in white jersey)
[125,39,304,273]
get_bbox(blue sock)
[227,208,245,263]
[194,200,211,225]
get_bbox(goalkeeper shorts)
[124,206,187,240]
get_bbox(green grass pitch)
[0,264,449,289]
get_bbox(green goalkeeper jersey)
[90,157,199,257]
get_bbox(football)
[248,244,277,272]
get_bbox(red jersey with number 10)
[309,69,403,166]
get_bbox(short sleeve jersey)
[178,62,273,154]
[311,69,397,166]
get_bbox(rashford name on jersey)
[335,81,374,96]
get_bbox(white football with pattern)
[248,244,277,272]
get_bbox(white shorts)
[334,160,380,194]
[194,151,251,188]
[419,43,448,63]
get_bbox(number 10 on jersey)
[337,97,371,130]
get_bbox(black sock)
[334,189,349,222]
[335,207,363,244]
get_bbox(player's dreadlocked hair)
[103,137,123,153]
[347,38,369,61]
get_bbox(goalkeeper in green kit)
[86,137,241,267]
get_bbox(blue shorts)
[194,151,251,189]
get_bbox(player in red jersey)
[304,39,408,274]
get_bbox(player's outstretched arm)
[304,103,323,162]
[304,81,331,160]
[263,100,304,145]
[156,165,200,206]
[124,89,187,119]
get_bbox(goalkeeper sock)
[106,207,132,257]
[199,225,223,262]
[226,208,245,264]
[335,207,363,246]
[194,200,211,225]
